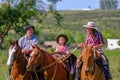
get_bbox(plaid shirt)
[85,31,104,46]
[55,45,69,54]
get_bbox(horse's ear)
[32,45,35,49]
[15,40,18,45]
[36,44,39,48]
[90,45,94,50]
[9,40,13,45]
[35,44,40,50]
[84,43,87,49]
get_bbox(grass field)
[0,49,120,80]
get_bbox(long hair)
[86,29,98,38]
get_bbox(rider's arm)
[93,32,104,49]
[21,49,32,54]
[93,44,103,49]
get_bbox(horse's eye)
[34,54,38,57]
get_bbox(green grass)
[104,50,120,80]
[0,49,120,80]
[0,51,9,80]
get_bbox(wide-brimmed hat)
[56,34,68,44]
[83,22,98,29]
[25,25,35,31]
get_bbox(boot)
[75,59,83,80]
[70,66,74,74]
[69,74,74,80]
[103,65,112,80]
[75,66,80,80]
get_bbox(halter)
[84,49,105,80]
[84,49,96,75]
[29,50,58,80]
[9,44,27,80]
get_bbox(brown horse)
[77,45,105,80]
[7,40,32,80]
[26,45,72,80]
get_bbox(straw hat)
[83,22,98,29]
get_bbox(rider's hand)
[93,46,97,49]
[22,49,32,54]
[78,43,84,48]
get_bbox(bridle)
[84,49,96,78]
[84,49,104,80]
[29,50,58,80]
[10,45,27,80]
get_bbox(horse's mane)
[33,45,54,58]
[80,44,94,59]
[51,51,67,56]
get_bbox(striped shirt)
[85,31,104,46]
[18,35,38,50]
[55,45,69,54]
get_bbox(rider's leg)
[69,58,74,80]
[101,54,112,79]
[75,56,83,80]
[69,58,74,74]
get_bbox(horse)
[26,45,76,80]
[6,40,33,80]
[77,45,106,80]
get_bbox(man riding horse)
[7,25,43,80]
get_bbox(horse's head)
[7,40,21,66]
[26,45,42,71]
[82,44,95,75]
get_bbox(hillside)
[37,10,120,45]
[1,10,120,80]
[5,10,120,48]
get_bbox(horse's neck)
[13,51,27,69]
[41,50,55,66]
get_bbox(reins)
[29,46,79,80]
[40,46,79,70]
[84,49,104,80]
[85,49,96,74]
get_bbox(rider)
[18,25,38,58]
[55,34,74,80]
[18,25,44,80]
[76,22,112,80]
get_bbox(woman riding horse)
[76,22,112,80]
[77,44,106,80]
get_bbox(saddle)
[51,52,71,72]
[77,50,103,69]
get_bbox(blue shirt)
[18,35,38,50]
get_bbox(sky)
[56,0,100,10]
[45,0,120,10]
[0,0,120,10]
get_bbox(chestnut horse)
[6,40,32,80]
[77,45,105,80]
[26,45,72,80]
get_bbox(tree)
[0,0,62,49]
[100,0,118,10]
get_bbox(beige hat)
[83,22,98,29]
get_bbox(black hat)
[56,34,68,44]
[25,25,35,31]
